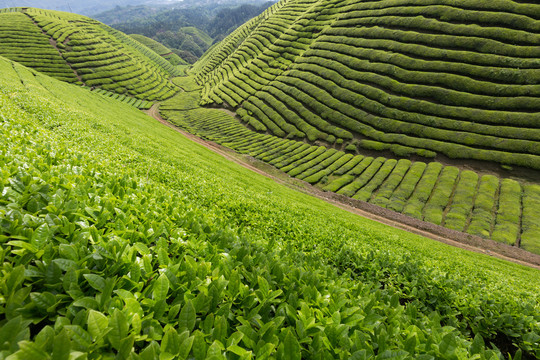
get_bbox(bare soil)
[143,104,540,270]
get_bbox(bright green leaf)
[83,274,105,292]
[178,300,196,333]
[153,273,170,301]
[283,329,301,360]
[52,329,71,360]
[87,310,108,341]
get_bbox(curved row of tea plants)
[195,0,540,170]
[88,87,152,109]
[191,0,289,76]
[102,27,183,77]
[161,89,540,255]
[2,55,540,359]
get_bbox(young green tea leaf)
[283,329,301,360]
[178,300,196,333]
[108,309,128,350]
[52,329,71,360]
[83,274,106,292]
[87,310,109,341]
[153,273,170,301]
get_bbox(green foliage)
[160,89,201,111]
[171,76,203,92]
[371,159,412,208]
[194,0,540,170]
[444,171,480,232]
[303,153,353,184]
[467,176,499,239]
[353,159,397,202]
[88,87,151,109]
[492,179,521,245]
[2,55,540,359]
[521,184,540,254]
[130,34,188,65]
[338,157,386,197]
[402,162,443,219]
[422,167,460,225]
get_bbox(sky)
[1,0,165,15]
[1,0,270,15]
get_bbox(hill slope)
[186,0,540,253]
[0,7,179,100]
[195,0,540,170]
[130,34,188,66]
[2,54,540,358]
[161,88,540,255]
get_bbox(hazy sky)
[1,0,267,15]
[1,0,159,15]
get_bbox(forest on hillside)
[95,1,275,63]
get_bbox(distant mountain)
[1,0,274,16]
[95,1,274,63]
[0,0,147,15]
[208,3,274,39]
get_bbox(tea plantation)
[2,54,540,358]
[161,88,540,255]
[196,0,540,170]
[130,34,188,67]
[2,0,540,358]
[179,0,540,256]
[0,8,179,101]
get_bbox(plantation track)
[144,103,540,270]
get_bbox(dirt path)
[143,104,540,270]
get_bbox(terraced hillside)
[195,0,540,171]
[130,34,187,66]
[2,55,540,359]
[162,84,540,255]
[182,0,540,254]
[0,7,179,100]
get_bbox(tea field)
[0,8,179,101]
[130,34,187,67]
[196,0,540,170]
[1,53,540,358]
[161,88,540,255]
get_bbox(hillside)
[196,0,540,170]
[188,0,540,253]
[130,34,188,66]
[1,54,540,358]
[0,7,179,100]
